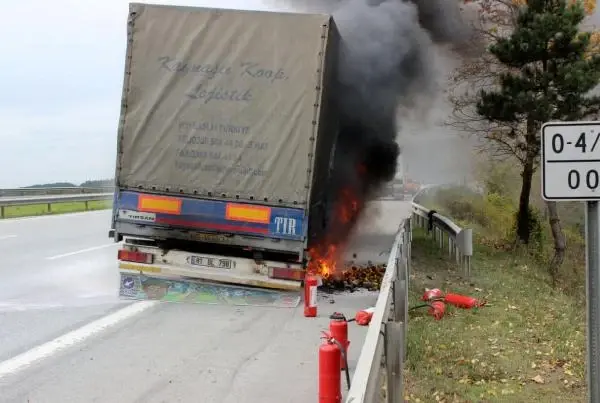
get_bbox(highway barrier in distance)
[0,186,114,197]
[0,193,113,219]
[411,203,473,277]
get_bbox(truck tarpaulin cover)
[117,3,331,207]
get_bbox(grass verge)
[0,199,112,219]
[403,228,586,402]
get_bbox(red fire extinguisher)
[319,332,341,403]
[444,292,486,309]
[354,307,375,326]
[422,288,443,302]
[304,274,318,317]
[428,300,446,320]
[329,312,350,370]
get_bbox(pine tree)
[476,0,600,251]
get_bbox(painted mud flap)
[119,273,301,308]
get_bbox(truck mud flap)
[119,273,301,308]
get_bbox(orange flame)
[308,187,363,279]
[308,244,338,279]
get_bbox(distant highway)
[0,193,111,203]
[0,202,410,402]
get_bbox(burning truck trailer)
[108,3,385,295]
[109,0,468,298]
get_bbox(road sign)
[542,120,600,403]
[585,203,600,403]
[541,121,600,201]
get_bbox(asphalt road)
[0,200,411,403]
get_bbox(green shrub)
[420,160,587,295]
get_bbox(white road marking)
[0,210,109,223]
[0,302,65,312]
[0,301,158,379]
[46,243,117,260]
[0,235,17,240]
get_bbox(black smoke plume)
[284,0,471,254]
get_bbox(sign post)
[541,121,600,403]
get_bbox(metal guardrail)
[346,218,411,403]
[347,188,474,402]
[0,193,113,218]
[411,202,473,276]
[0,187,114,197]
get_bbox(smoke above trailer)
[269,0,471,274]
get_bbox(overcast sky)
[0,0,275,188]
[2,1,599,188]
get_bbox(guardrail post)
[397,240,408,362]
[0,206,4,219]
[393,278,406,323]
[406,220,412,279]
[393,235,405,324]
[402,234,409,279]
[85,200,89,211]
[385,321,404,403]
[458,229,473,277]
[47,203,52,214]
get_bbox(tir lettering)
[274,217,297,236]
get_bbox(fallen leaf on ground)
[531,375,545,384]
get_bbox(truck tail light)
[268,267,305,281]
[118,249,154,264]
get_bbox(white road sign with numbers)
[542,121,600,200]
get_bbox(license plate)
[186,255,236,270]
[194,233,230,243]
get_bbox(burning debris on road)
[320,264,386,292]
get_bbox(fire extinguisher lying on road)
[353,307,376,326]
